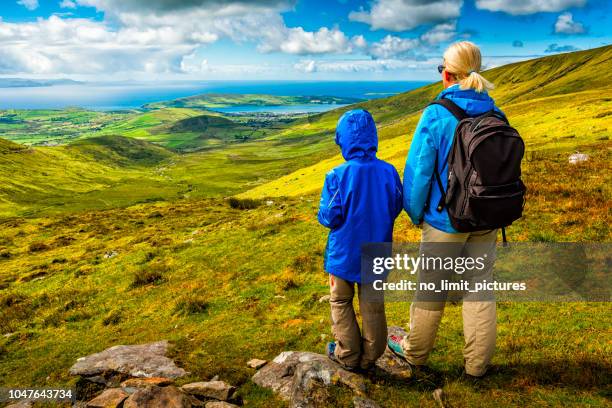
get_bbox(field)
[0,45,611,407]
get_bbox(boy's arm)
[393,169,403,219]
[403,108,437,225]
[317,171,344,229]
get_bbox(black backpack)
[429,98,526,243]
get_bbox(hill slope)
[144,93,363,109]
[239,45,612,199]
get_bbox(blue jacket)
[318,109,402,283]
[403,85,502,233]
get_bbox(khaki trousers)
[401,222,497,377]
[329,274,387,369]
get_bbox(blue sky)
[0,0,609,80]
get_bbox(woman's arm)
[403,107,438,225]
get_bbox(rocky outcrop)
[86,388,129,408]
[246,359,267,369]
[252,326,413,407]
[181,381,236,401]
[70,341,188,381]
[70,341,239,408]
[121,377,174,388]
[123,385,192,408]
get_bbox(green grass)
[0,46,611,407]
[143,93,363,110]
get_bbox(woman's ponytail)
[443,41,494,93]
[460,70,494,93]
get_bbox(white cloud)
[0,0,363,76]
[294,57,438,73]
[349,0,463,31]
[369,35,419,59]
[59,0,77,8]
[475,0,586,15]
[419,22,457,45]
[259,26,354,55]
[367,22,457,59]
[17,0,39,10]
[554,12,585,34]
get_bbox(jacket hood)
[436,84,495,116]
[335,109,378,160]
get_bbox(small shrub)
[174,295,209,316]
[291,254,317,273]
[130,263,167,288]
[74,265,93,277]
[530,231,557,242]
[228,197,261,210]
[278,268,301,291]
[102,310,122,326]
[28,242,49,253]
[0,250,11,260]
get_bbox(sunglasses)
[437,64,445,74]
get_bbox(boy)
[318,109,402,372]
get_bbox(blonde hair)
[443,41,494,93]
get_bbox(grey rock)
[120,377,174,388]
[205,403,240,408]
[247,359,267,369]
[290,360,337,408]
[433,388,448,408]
[123,385,191,408]
[69,341,188,379]
[353,396,382,408]
[252,351,366,402]
[181,381,236,401]
[253,327,414,405]
[86,388,128,408]
[569,153,588,164]
[4,401,33,408]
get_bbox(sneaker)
[387,334,407,360]
[326,342,362,373]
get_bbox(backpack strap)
[429,98,468,121]
[427,98,469,212]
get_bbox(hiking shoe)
[387,334,407,360]
[326,342,362,373]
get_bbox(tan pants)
[401,222,497,377]
[329,274,387,369]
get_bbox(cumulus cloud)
[0,0,364,76]
[367,22,457,59]
[349,0,463,31]
[74,0,292,14]
[475,0,586,15]
[512,40,524,47]
[554,12,586,34]
[259,26,356,55]
[294,57,437,73]
[59,0,77,8]
[545,43,580,53]
[17,0,39,10]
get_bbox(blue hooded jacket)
[318,109,403,283]
[403,84,502,233]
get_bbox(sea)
[0,80,431,112]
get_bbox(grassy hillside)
[144,93,362,109]
[239,45,612,199]
[0,47,611,407]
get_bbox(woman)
[388,41,500,378]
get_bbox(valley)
[0,45,610,407]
